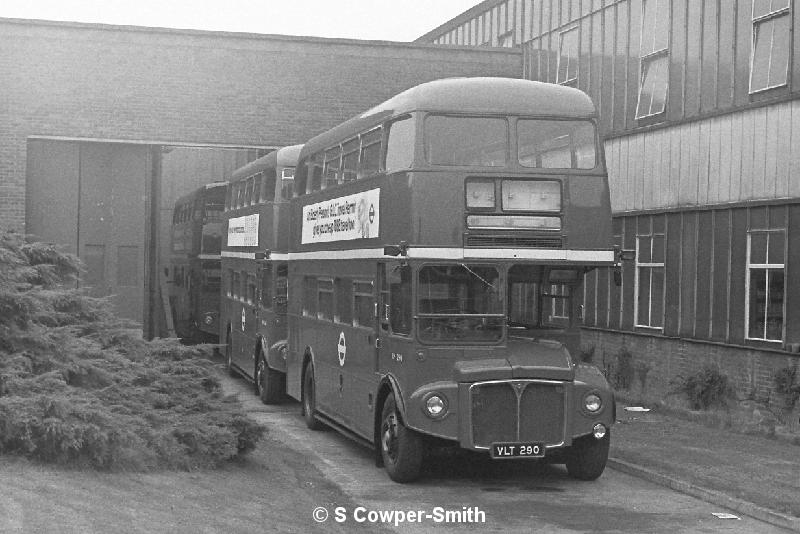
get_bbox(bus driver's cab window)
[388,264,412,335]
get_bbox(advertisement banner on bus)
[227,214,259,247]
[301,188,380,244]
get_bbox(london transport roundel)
[337,331,346,366]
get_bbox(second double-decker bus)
[282,78,619,483]
[169,182,226,342]
[221,144,301,403]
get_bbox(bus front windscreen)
[418,264,503,342]
[425,116,508,167]
[517,119,597,169]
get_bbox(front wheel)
[564,431,610,481]
[380,394,423,483]
[302,363,322,430]
[255,353,284,404]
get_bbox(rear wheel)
[255,352,284,404]
[302,363,322,430]
[380,394,423,483]
[565,431,610,481]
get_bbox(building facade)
[419,0,800,400]
[0,18,521,334]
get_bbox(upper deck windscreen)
[425,116,507,167]
[517,119,597,170]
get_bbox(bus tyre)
[380,394,423,483]
[255,354,283,404]
[225,334,236,377]
[302,364,322,430]
[564,431,610,481]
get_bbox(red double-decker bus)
[222,78,619,483]
[169,182,226,342]
[283,78,619,482]
[221,145,301,403]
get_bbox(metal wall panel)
[701,0,719,113]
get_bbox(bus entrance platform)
[609,405,800,532]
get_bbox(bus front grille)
[470,380,566,449]
[464,235,563,249]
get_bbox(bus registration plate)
[490,442,545,459]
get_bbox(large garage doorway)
[26,139,150,323]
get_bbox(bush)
[672,365,737,410]
[0,231,265,470]
[773,366,800,410]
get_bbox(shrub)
[773,366,800,410]
[672,365,737,410]
[0,231,265,470]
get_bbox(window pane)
[518,119,596,169]
[309,153,323,193]
[637,267,651,325]
[637,56,668,118]
[261,170,276,203]
[641,0,669,55]
[354,294,373,327]
[652,235,665,263]
[386,118,415,173]
[768,232,785,264]
[768,15,791,87]
[750,233,767,264]
[651,268,664,327]
[260,265,272,309]
[557,28,579,83]
[341,139,359,183]
[303,277,316,316]
[638,236,652,263]
[323,147,341,189]
[426,116,507,167]
[766,270,784,340]
[389,265,412,335]
[748,269,767,338]
[335,278,352,324]
[318,279,333,321]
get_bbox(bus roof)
[302,78,597,156]
[230,144,303,183]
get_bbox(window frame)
[749,0,792,94]
[633,217,665,330]
[556,26,579,86]
[635,0,670,120]
[744,229,786,342]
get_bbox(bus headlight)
[583,392,602,413]
[592,423,607,439]
[204,313,214,325]
[424,394,448,418]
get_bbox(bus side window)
[335,278,352,324]
[279,168,294,200]
[358,127,382,179]
[275,264,288,312]
[303,277,317,317]
[341,138,359,183]
[261,169,276,203]
[323,147,341,189]
[353,281,373,328]
[309,153,323,193]
[385,116,415,173]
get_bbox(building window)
[746,230,785,341]
[750,0,791,93]
[498,31,514,48]
[636,0,669,118]
[634,216,665,329]
[548,284,570,321]
[557,27,579,85]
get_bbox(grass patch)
[0,231,265,470]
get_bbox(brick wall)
[581,328,799,403]
[0,18,522,229]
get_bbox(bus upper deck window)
[358,128,382,178]
[385,117,415,173]
[260,169,276,203]
[341,138,359,183]
[280,167,295,200]
[323,147,341,189]
[425,116,507,167]
[517,119,597,169]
